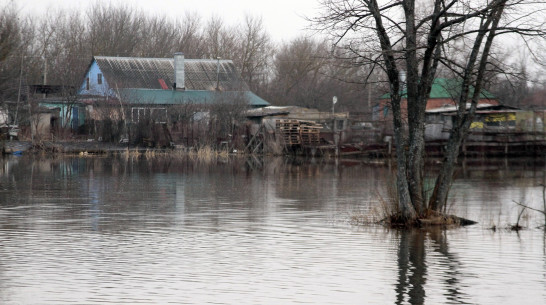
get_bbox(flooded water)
[0,155,544,304]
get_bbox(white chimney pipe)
[399,70,406,85]
[174,52,185,90]
[399,70,407,93]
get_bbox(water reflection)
[396,230,426,305]
[1,155,544,232]
[0,155,545,304]
[395,229,473,305]
[428,230,468,305]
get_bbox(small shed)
[374,78,499,122]
[424,104,521,141]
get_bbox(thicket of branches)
[313,0,546,222]
[0,1,544,117]
[0,1,375,114]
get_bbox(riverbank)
[2,140,133,155]
[1,140,237,160]
[3,138,546,158]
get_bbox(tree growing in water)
[314,0,546,224]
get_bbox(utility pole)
[43,57,48,99]
[216,57,221,91]
[332,96,339,157]
[10,54,24,140]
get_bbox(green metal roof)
[116,89,270,107]
[380,78,496,100]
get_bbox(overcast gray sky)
[10,0,321,42]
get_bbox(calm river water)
[0,155,545,304]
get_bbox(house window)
[86,77,90,90]
[97,73,102,85]
[132,108,148,122]
[131,107,167,124]
[337,119,345,131]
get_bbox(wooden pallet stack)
[300,121,322,145]
[276,119,301,145]
[276,119,322,146]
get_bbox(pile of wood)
[299,120,321,145]
[275,119,322,146]
[276,119,301,145]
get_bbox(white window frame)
[131,107,167,124]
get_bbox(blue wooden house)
[76,53,270,144]
[78,53,269,123]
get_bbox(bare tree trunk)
[369,0,415,220]
[403,0,427,216]
[429,1,506,212]
[392,96,415,220]
[313,0,544,224]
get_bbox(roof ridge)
[93,56,233,63]
[94,56,171,61]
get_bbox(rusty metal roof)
[94,56,247,91]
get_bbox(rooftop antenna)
[216,57,221,91]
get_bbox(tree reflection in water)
[395,229,470,305]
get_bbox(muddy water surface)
[0,156,544,304]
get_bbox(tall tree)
[0,1,17,63]
[314,0,546,222]
[234,15,273,92]
[86,2,144,56]
[203,16,237,60]
[0,2,20,102]
[270,37,330,108]
[173,12,207,58]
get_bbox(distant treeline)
[0,2,543,112]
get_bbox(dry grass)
[375,189,399,221]
[121,147,141,159]
[183,145,230,162]
[116,144,237,162]
[347,189,399,226]
[349,169,478,228]
[144,149,157,159]
[263,133,284,156]
[348,207,375,226]
[347,169,400,226]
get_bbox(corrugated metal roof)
[116,89,269,107]
[426,104,519,114]
[94,56,248,91]
[245,106,348,119]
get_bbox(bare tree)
[489,59,531,108]
[28,10,89,138]
[270,37,330,108]
[86,2,145,56]
[208,92,249,149]
[0,2,20,103]
[234,15,273,92]
[168,101,201,146]
[173,12,207,58]
[203,16,238,60]
[266,36,374,112]
[0,10,38,134]
[0,2,17,63]
[136,15,179,57]
[314,0,546,223]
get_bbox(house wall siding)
[374,98,500,120]
[78,61,111,96]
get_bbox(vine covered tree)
[313,0,546,223]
